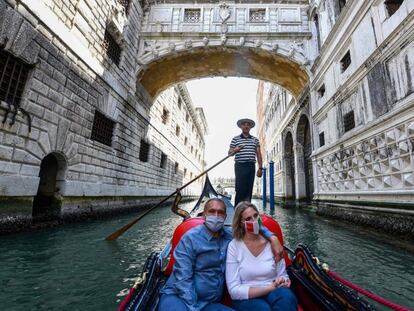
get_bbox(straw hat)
[237,118,255,128]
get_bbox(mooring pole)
[262,166,267,209]
[269,161,275,210]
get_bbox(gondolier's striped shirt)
[230,134,260,162]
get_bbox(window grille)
[117,0,130,15]
[249,9,266,23]
[176,125,180,136]
[384,0,404,17]
[174,162,179,174]
[0,50,30,106]
[139,139,150,162]
[340,51,351,73]
[91,110,115,146]
[161,108,169,124]
[184,9,201,23]
[103,29,121,66]
[343,111,355,133]
[319,132,325,147]
[317,84,325,98]
[160,153,167,168]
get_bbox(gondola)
[117,177,388,311]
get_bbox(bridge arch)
[136,46,309,99]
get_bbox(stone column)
[282,155,293,199]
[294,143,307,200]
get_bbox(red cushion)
[164,217,204,275]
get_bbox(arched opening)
[284,131,295,200]
[296,115,313,201]
[32,153,67,221]
[137,46,309,100]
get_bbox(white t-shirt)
[225,239,289,300]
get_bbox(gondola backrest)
[164,217,204,276]
[260,214,292,266]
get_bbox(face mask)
[244,217,261,235]
[205,215,225,232]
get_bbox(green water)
[0,200,413,310]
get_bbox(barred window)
[0,50,31,106]
[161,108,169,124]
[317,84,325,98]
[103,29,121,66]
[340,51,351,73]
[91,110,115,147]
[184,9,201,23]
[384,0,404,17]
[160,153,167,169]
[343,111,355,133]
[319,132,325,147]
[139,139,150,162]
[249,9,266,23]
[174,162,179,174]
[117,0,131,15]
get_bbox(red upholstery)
[164,217,204,276]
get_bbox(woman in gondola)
[225,202,298,311]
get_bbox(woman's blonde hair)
[232,201,259,240]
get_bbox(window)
[319,132,325,147]
[178,97,182,108]
[160,153,167,169]
[91,110,115,146]
[176,125,180,136]
[343,111,355,132]
[161,108,169,124]
[174,162,179,174]
[384,0,404,17]
[317,84,326,98]
[340,50,351,73]
[249,9,266,22]
[184,9,201,23]
[117,0,130,15]
[186,113,189,122]
[339,0,347,12]
[184,137,188,145]
[0,50,31,106]
[191,145,193,153]
[139,139,150,162]
[184,168,187,177]
[314,14,321,50]
[103,29,121,66]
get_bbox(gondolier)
[228,118,263,206]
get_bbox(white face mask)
[244,217,261,235]
[205,215,225,232]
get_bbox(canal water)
[0,199,413,311]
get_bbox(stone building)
[257,0,414,208]
[0,0,207,231]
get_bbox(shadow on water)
[0,199,413,310]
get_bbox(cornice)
[139,31,312,40]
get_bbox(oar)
[105,152,237,241]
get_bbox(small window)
[184,137,188,145]
[117,0,131,15]
[174,162,179,174]
[160,153,167,169]
[161,108,169,124]
[249,8,266,23]
[191,145,193,153]
[340,50,351,73]
[317,84,326,98]
[139,140,150,162]
[176,125,180,136]
[339,0,347,12]
[384,0,404,17]
[0,50,31,107]
[319,132,325,147]
[103,29,121,66]
[343,111,355,132]
[183,168,187,177]
[178,97,182,108]
[186,113,189,122]
[184,9,201,23]
[91,111,115,147]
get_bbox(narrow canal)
[0,200,413,311]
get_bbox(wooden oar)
[105,152,237,241]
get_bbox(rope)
[328,271,411,311]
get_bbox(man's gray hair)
[203,197,226,212]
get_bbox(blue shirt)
[160,224,273,310]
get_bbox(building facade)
[257,0,414,207]
[0,0,206,230]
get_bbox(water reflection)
[0,200,413,310]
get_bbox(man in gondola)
[228,118,263,206]
[158,198,283,311]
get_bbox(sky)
[186,77,259,179]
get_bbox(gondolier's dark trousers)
[234,161,255,206]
